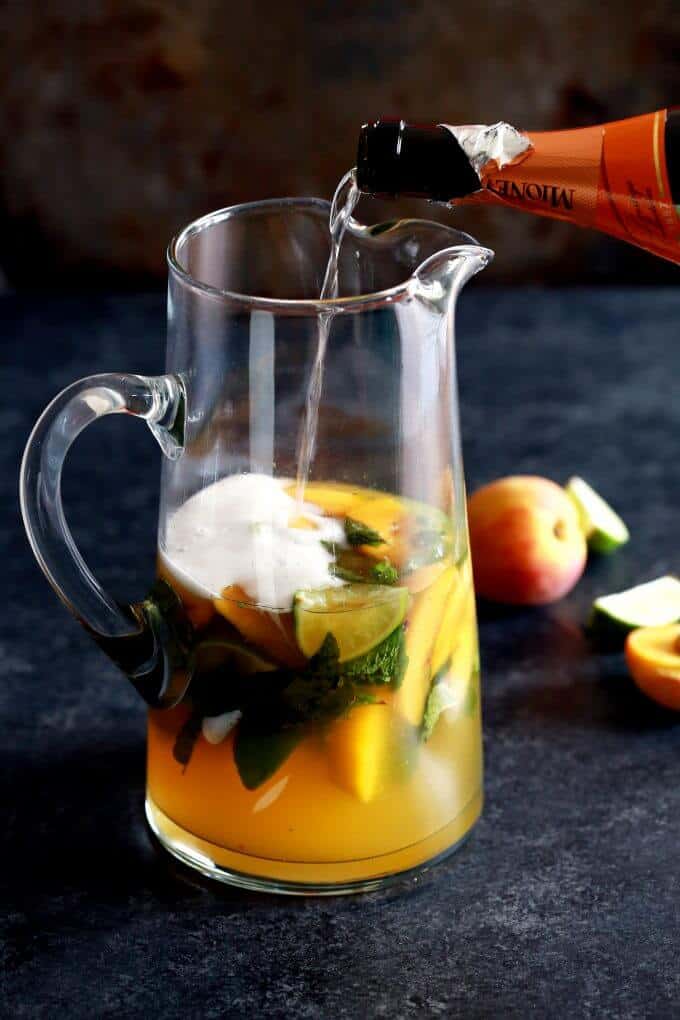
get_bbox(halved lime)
[294,584,409,662]
[589,576,680,645]
[565,476,629,554]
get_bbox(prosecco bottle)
[356,110,680,264]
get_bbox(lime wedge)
[294,584,409,662]
[565,476,629,554]
[589,576,680,646]
[195,639,276,675]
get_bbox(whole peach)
[467,476,587,605]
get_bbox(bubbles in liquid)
[294,169,360,506]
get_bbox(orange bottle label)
[594,111,680,261]
[466,110,680,263]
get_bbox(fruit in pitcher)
[327,703,392,802]
[214,585,305,667]
[431,568,467,678]
[285,480,365,517]
[293,583,409,662]
[625,624,680,711]
[395,565,456,725]
[467,476,587,605]
[346,493,452,574]
[151,476,482,856]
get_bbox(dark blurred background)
[1,0,679,291]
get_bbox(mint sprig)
[341,625,407,687]
[370,561,399,585]
[344,516,384,547]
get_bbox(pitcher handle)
[19,372,192,708]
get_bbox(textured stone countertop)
[3,290,679,1017]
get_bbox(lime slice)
[589,576,680,646]
[195,639,276,675]
[294,584,409,662]
[565,476,629,554]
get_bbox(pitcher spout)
[411,242,494,309]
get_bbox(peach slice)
[625,624,680,711]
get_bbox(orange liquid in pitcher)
[146,480,482,886]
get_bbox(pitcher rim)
[167,197,492,313]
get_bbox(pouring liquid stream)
[294,168,360,506]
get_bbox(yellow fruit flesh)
[625,624,680,711]
[350,493,409,563]
[213,585,305,667]
[626,624,680,672]
[431,570,466,677]
[326,703,392,802]
[395,565,457,726]
[286,480,366,517]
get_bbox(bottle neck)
[356,111,680,264]
[357,111,680,204]
[356,119,479,200]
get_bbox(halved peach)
[625,624,680,711]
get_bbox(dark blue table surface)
[3,290,679,1018]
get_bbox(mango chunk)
[395,565,457,726]
[213,585,305,667]
[327,702,392,802]
[348,494,409,564]
[286,481,365,517]
[431,558,477,679]
[449,593,478,681]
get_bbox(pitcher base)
[145,791,482,896]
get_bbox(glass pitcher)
[20,198,492,894]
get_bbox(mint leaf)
[172,711,202,768]
[234,722,304,790]
[370,561,399,585]
[354,691,385,706]
[421,658,479,740]
[279,676,356,725]
[341,625,407,687]
[308,632,340,676]
[421,679,460,742]
[233,633,353,789]
[330,563,366,583]
[344,517,384,547]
